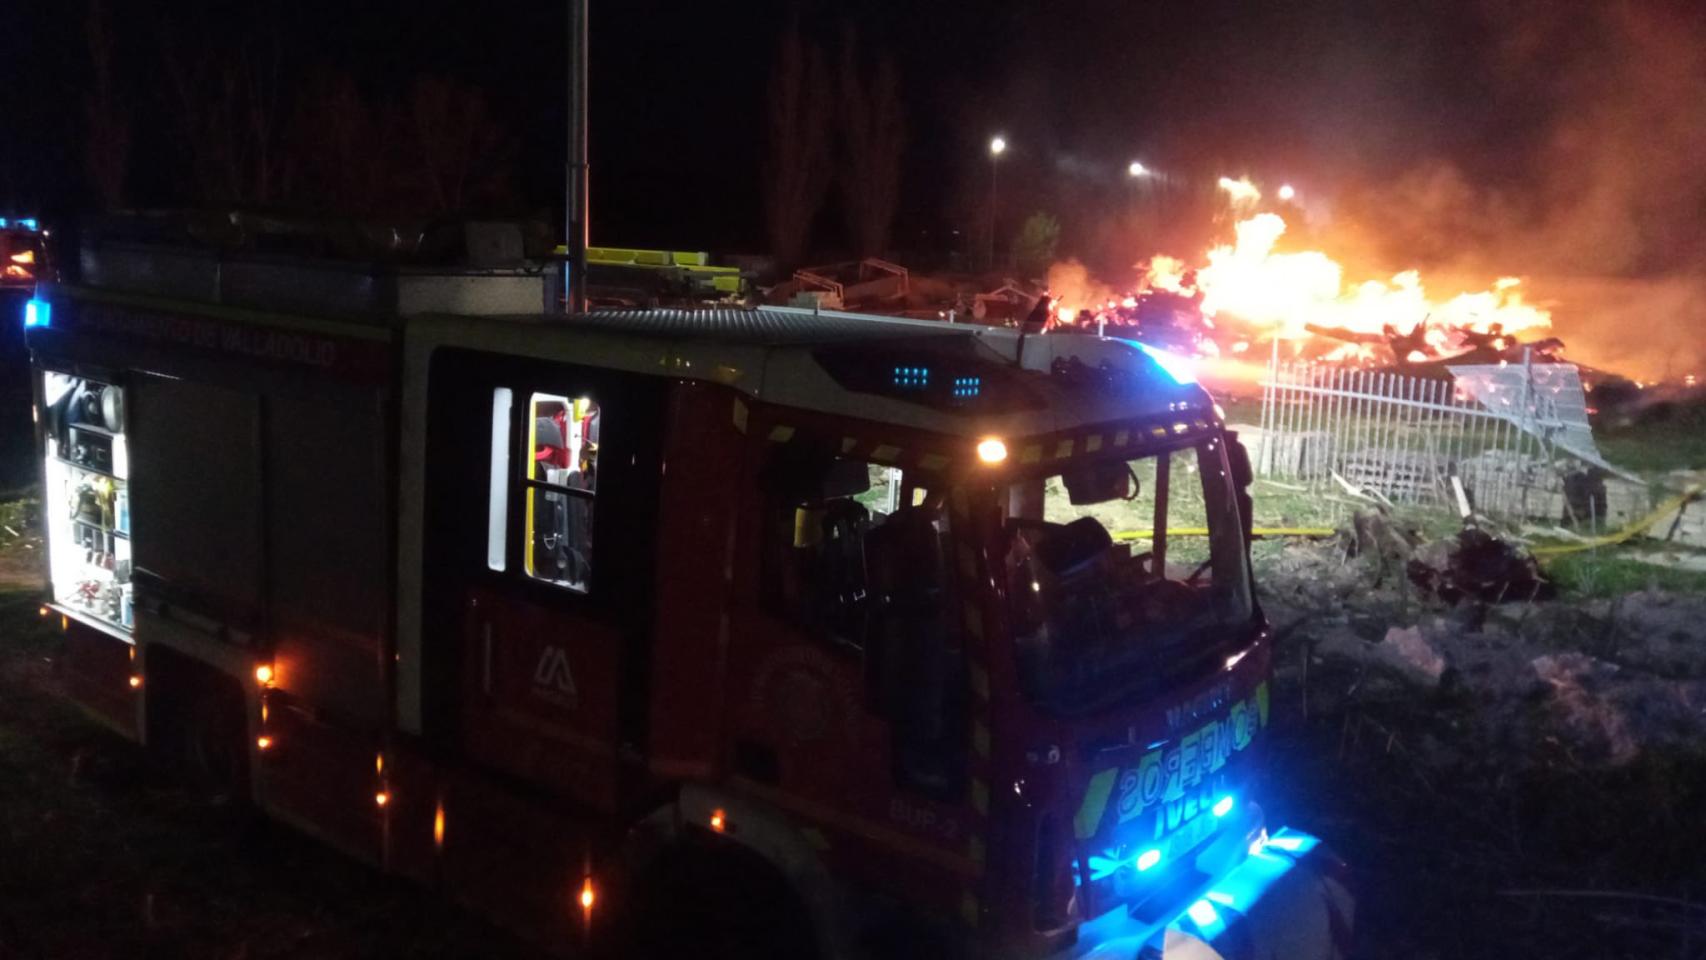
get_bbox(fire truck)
[22,221,1351,959]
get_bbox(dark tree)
[82,0,130,210]
[837,31,905,259]
[157,20,291,206]
[404,76,516,215]
[763,26,834,269]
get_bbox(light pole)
[988,135,1006,270]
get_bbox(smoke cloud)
[1331,2,1706,380]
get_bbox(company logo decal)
[532,645,579,707]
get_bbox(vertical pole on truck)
[566,0,590,314]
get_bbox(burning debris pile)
[1049,187,1563,375]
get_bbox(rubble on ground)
[1261,515,1706,768]
[1405,526,1554,604]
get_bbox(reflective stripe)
[732,398,749,433]
[768,425,796,443]
[956,543,978,580]
[963,603,983,639]
[1075,767,1119,839]
[968,663,990,701]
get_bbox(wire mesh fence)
[1252,350,1577,523]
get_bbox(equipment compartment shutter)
[129,375,264,629]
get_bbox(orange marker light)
[433,802,446,848]
[579,878,596,911]
[254,664,275,686]
[710,809,726,833]
[37,606,49,618]
[128,675,142,689]
[375,791,390,808]
[256,735,273,750]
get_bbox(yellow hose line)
[1113,527,1337,540]
[1531,483,1705,557]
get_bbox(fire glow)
[1159,214,1550,359]
[1053,212,1555,370]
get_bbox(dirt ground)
[1258,532,1706,960]
[0,506,542,960]
[3,490,1705,959]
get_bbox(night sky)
[2,0,1699,297]
[1,1,1521,248]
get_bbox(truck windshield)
[1002,437,1253,715]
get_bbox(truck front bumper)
[1059,828,1354,960]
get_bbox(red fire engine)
[24,222,1351,959]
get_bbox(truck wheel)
[146,653,250,806]
[181,676,250,805]
[618,837,819,960]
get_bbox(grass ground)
[1542,544,1706,598]
[1596,399,1706,476]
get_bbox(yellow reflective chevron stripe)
[1074,767,1119,839]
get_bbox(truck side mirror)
[1225,431,1254,490]
[1224,432,1255,546]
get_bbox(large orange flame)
[1143,213,1552,357]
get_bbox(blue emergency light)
[1129,339,1198,385]
[23,298,50,329]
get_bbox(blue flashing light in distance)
[1131,340,1197,385]
[23,298,50,329]
[1212,795,1235,818]
[18,218,37,232]
[1136,848,1162,872]
[952,375,981,398]
[0,218,8,228]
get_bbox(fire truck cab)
[24,225,1350,959]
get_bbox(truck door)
[421,349,664,814]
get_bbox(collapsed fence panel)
[1251,348,1644,525]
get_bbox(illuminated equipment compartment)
[41,372,133,636]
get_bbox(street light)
[988,136,1007,269]
[1277,183,1296,201]
[1128,160,1148,178]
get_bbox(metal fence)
[1253,353,1558,519]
